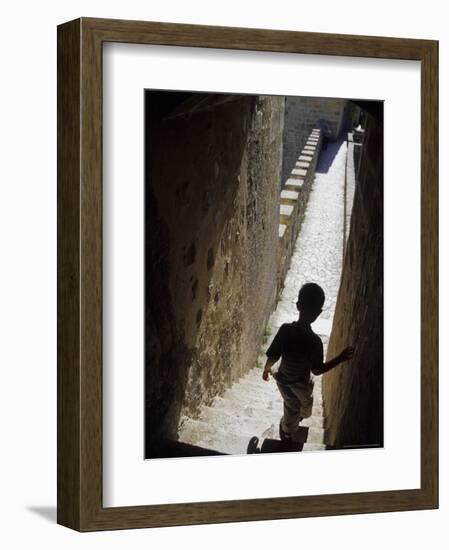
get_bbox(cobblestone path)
[179,138,348,455]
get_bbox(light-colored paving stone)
[292,168,307,177]
[280,204,294,216]
[278,224,287,238]
[285,178,304,189]
[280,190,299,201]
[179,137,348,457]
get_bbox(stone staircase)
[178,132,347,457]
[178,365,326,455]
[278,128,321,239]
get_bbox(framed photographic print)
[57,17,438,531]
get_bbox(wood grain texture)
[57,17,439,532]
[57,18,81,531]
[420,41,439,505]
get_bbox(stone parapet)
[276,128,322,298]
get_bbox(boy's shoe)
[247,436,261,454]
[280,438,295,452]
[281,438,303,452]
[279,419,303,443]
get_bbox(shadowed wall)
[323,103,384,449]
[145,93,284,453]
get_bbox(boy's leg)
[276,382,303,442]
[290,382,314,421]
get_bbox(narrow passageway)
[178,137,349,454]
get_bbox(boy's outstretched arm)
[312,346,354,376]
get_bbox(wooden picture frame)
[57,17,438,531]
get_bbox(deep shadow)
[247,426,309,453]
[147,438,227,458]
[260,438,305,453]
[26,506,57,523]
[315,136,347,174]
[144,91,256,457]
[323,102,384,449]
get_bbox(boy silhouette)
[262,282,354,446]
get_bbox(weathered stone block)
[285,178,304,189]
[292,168,307,177]
[280,189,299,200]
[280,204,294,216]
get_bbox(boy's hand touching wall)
[338,346,354,363]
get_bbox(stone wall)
[282,97,355,184]
[277,128,322,298]
[322,107,383,449]
[145,93,284,451]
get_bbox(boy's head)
[296,283,325,323]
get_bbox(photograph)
[144,90,384,459]
[54,13,437,533]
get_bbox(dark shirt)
[266,321,323,384]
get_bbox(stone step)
[291,168,307,178]
[285,178,304,189]
[280,198,298,207]
[278,224,287,238]
[225,381,281,400]
[190,439,327,455]
[210,392,282,414]
[227,389,322,415]
[295,161,310,169]
[303,426,325,444]
[179,418,254,443]
[180,411,325,453]
[201,407,281,435]
[198,370,323,408]
[211,393,322,421]
[280,189,299,201]
[195,433,254,455]
[280,204,294,217]
[303,443,326,452]
[229,381,283,400]
[216,397,283,417]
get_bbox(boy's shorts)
[276,380,313,436]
